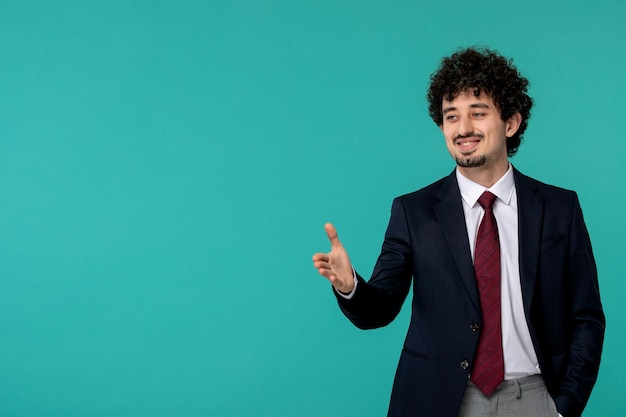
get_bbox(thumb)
[324,223,343,249]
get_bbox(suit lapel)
[514,168,544,314]
[434,171,481,314]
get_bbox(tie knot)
[478,191,497,210]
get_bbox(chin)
[456,155,487,168]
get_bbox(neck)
[457,161,510,188]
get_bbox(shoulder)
[394,173,454,206]
[514,168,578,198]
[386,172,459,220]
[513,168,582,214]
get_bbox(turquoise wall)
[1,1,624,415]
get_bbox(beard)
[455,154,487,168]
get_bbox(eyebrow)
[442,102,491,114]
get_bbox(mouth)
[455,136,482,153]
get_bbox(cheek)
[443,136,457,154]
[441,125,453,140]
[442,130,456,146]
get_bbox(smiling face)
[441,90,521,184]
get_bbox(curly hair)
[427,47,533,157]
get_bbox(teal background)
[1,1,624,416]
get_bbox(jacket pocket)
[402,346,432,359]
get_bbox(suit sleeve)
[334,197,413,329]
[552,194,605,417]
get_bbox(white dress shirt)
[456,165,540,379]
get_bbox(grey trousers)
[458,375,559,417]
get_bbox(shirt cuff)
[334,267,358,299]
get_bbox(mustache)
[454,133,484,141]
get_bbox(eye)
[472,112,486,118]
[445,114,458,122]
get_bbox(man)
[312,47,604,417]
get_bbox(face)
[440,90,520,177]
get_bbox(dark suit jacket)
[336,168,605,417]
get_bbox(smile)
[456,137,482,151]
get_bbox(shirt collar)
[456,164,516,208]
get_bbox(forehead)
[442,89,495,107]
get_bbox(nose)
[458,116,474,136]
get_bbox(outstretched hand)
[312,223,355,294]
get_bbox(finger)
[317,267,333,280]
[312,253,329,262]
[316,267,350,293]
[324,223,343,249]
[313,260,331,270]
[318,268,342,287]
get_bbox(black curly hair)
[427,47,533,157]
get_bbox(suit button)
[470,322,480,332]
[460,360,469,370]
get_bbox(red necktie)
[470,191,504,396]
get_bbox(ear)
[505,113,522,138]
